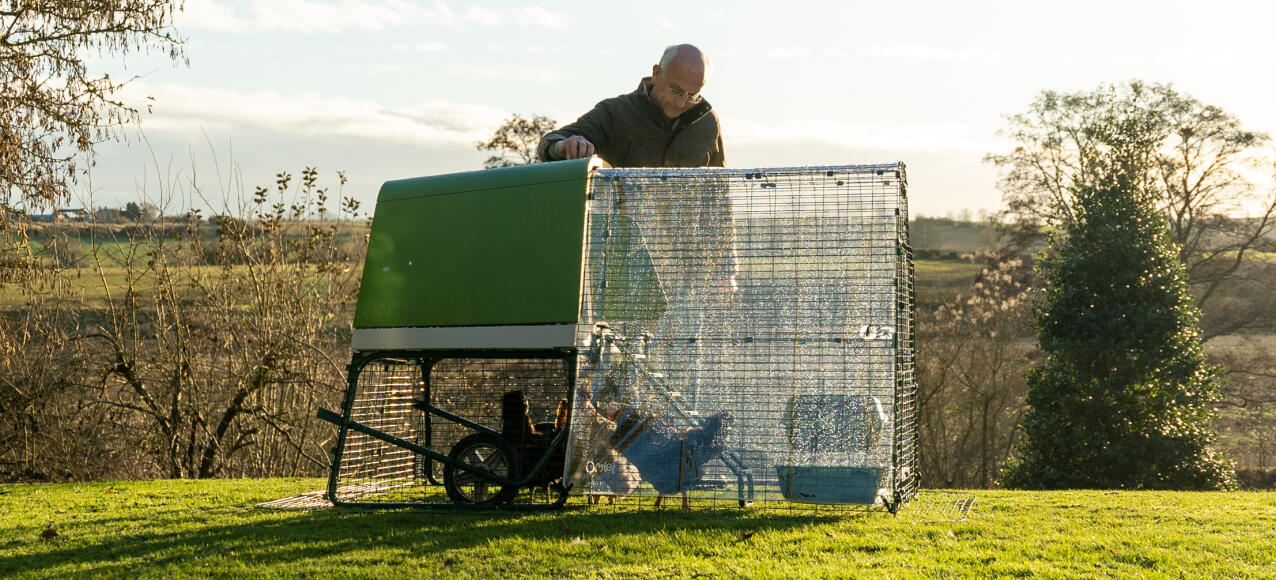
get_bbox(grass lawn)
[1,479,1272,578]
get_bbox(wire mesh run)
[568,164,916,508]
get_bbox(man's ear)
[652,64,661,79]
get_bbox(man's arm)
[537,101,614,162]
[537,132,569,161]
[709,130,725,167]
[539,134,596,161]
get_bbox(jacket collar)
[637,77,712,131]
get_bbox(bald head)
[658,44,710,80]
[650,44,710,120]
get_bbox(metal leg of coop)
[326,352,373,507]
[418,357,443,486]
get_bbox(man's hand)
[554,135,596,160]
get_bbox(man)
[536,44,724,168]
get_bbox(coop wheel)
[444,433,521,505]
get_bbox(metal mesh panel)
[331,355,572,505]
[332,358,421,503]
[568,164,916,506]
[426,357,571,478]
[894,202,920,501]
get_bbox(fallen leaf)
[740,531,755,541]
[570,536,588,546]
[41,528,58,541]
[598,545,609,552]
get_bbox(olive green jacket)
[537,78,725,168]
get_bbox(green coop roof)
[352,159,598,334]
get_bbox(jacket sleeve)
[709,129,725,167]
[537,100,615,162]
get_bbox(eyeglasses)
[668,85,702,104]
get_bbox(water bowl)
[774,465,883,505]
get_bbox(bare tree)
[0,246,109,481]
[917,243,1037,488]
[90,167,363,478]
[475,114,557,169]
[0,160,366,482]
[1,0,185,278]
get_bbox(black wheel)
[444,433,521,504]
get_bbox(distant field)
[910,218,1009,254]
[915,259,982,288]
[6,217,1251,318]
[0,478,1272,578]
[0,263,361,309]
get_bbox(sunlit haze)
[86,0,1276,219]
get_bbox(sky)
[85,0,1276,219]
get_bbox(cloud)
[765,45,847,61]
[442,62,563,84]
[852,43,1029,65]
[511,6,571,29]
[181,0,570,33]
[765,45,811,60]
[125,83,510,147]
[704,10,728,24]
[765,43,1023,65]
[392,41,447,53]
[725,119,999,153]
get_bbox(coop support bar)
[317,407,523,487]
[410,400,499,437]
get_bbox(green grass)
[1,479,1272,578]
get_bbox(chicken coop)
[318,157,917,510]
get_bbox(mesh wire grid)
[328,163,916,510]
[330,358,419,503]
[567,164,916,508]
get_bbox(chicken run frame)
[318,157,917,511]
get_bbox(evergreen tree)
[1003,114,1235,490]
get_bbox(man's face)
[650,61,705,120]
